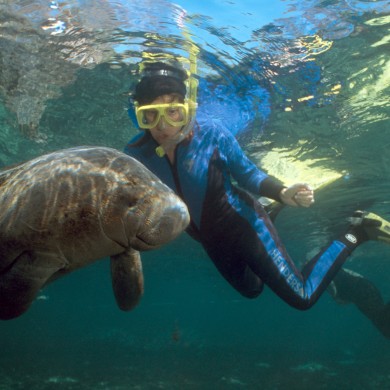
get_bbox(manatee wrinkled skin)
[0,146,189,320]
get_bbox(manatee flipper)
[110,248,144,311]
[0,251,67,320]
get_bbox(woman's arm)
[222,129,314,207]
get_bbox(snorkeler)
[124,58,390,338]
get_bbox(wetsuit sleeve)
[221,130,285,201]
[259,177,286,203]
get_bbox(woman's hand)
[279,183,314,208]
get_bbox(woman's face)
[146,94,184,145]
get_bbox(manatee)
[0,146,189,320]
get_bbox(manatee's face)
[128,189,189,251]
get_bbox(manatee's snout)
[132,192,189,250]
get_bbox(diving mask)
[135,101,190,129]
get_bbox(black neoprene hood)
[133,61,188,105]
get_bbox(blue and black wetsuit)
[125,122,359,310]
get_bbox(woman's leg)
[248,196,390,310]
[201,185,362,308]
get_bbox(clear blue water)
[0,1,389,388]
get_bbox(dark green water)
[0,1,389,388]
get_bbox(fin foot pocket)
[348,211,390,244]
